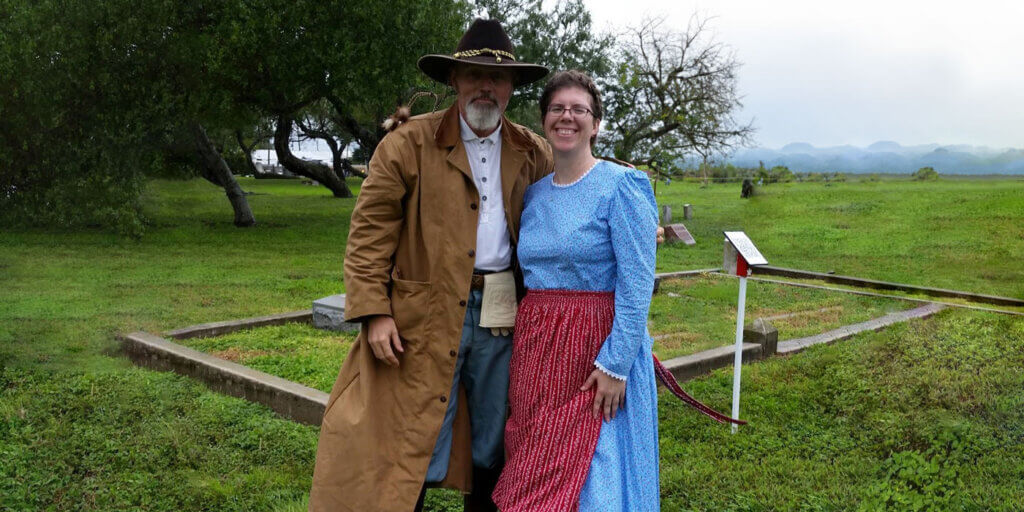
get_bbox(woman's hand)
[581,368,626,422]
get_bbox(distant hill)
[729,141,1024,174]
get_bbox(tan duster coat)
[309,104,553,512]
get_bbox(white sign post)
[723,232,768,433]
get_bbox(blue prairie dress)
[514,160,660,511]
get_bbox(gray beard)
[464,102,502,132]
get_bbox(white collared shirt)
[459,115,511,271]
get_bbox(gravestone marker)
[660,205,672,225]
[312,295,360,332]
[664,223,696,245]
[683,204,692,220]
[743,318,778,358]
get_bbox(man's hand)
[656,226,665,245]
[580,368,626,422]
[367,315,404,367]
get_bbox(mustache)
[471,92,498,104]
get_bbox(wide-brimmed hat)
[418,19,549,87]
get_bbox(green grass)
[2,176,1023,510]
[650,275,910,358]
[181,275,912,390]
[652,178,1024,298]
[181,323,355,393]
[658,309,1024,511]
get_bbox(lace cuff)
[594,361,628,381]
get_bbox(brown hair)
[539,70,603,146]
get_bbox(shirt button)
[459,300,467,306]
[482,195,488,201]
[468,250,475,257]
[481,176,487,182]
[482,157,487,163]
[440,396,447,403]
[450,350,457,357]
[470,203,478,210]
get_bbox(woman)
[492,71,742,512]
[490,70,660,511]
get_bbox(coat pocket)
[390,277,432,339]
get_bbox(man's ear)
[448,67,459,91]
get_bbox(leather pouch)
[479,270,517,329]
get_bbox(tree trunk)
[235,130,261,177]
[192,122,256,227]
[341,159,368,179]
[274,115,353,198]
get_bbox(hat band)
[452,48,516,63]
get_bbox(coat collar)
[436,104,530,243]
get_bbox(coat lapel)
[435,105,474,184]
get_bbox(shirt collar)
[459,114,502,145]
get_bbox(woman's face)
[543,86,600,155]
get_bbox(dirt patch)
[212,347,272,362]
[653,331,704,351]
[773,307,844,328]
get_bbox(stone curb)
[118,278,946,426]
[752,265,1024,308]
[777,302,946,355]
[659,343,763,382]
[119,331,327,425]
[653,268,721,294]
[657,302,946,382]
[165,310,313,340]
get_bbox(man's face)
[451,64,514,135]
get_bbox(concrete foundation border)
[119,331,328,425]
[165,310,313,340]
[117,271,951,426]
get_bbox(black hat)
[417,19,549,87]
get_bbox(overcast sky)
[585,0,1024,149]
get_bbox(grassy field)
[178,275,912,392]
[653,177,1024,298]
[2,176,1023,510]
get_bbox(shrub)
[912,166,940,181]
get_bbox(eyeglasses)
[546,104,594,117]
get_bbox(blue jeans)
[425,289,513,481]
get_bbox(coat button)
[470,203,478,210]
[459,300,467,306]
[468,250,475,257]
[440,396,447,403]
[450,350,457,357]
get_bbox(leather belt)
[470,269,511,291]
[470,273,486,290]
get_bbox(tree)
[320,0,470,156]
[601,16,754,181]
[473,0,614,132]
[0,0,265,231]
[912,166,939,181]
[0,0,181,234]
[274,113,353,197]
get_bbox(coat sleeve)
[594,170,658,380]
[342,134,409,322]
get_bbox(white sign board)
[723,231,768,266]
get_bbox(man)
[308,19,552,512]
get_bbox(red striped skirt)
[492,289,613,512]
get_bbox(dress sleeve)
[594,170,658,380]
